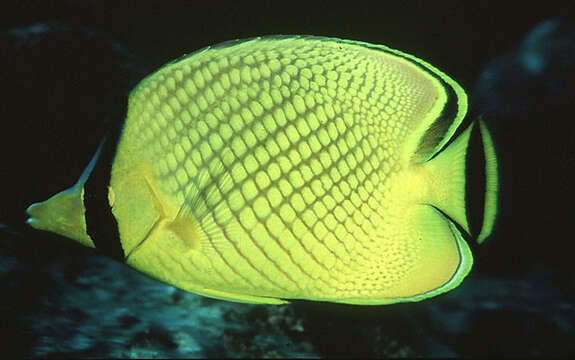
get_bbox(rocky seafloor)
[2,224,574,358]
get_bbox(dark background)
[1,0,574,357]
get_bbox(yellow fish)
[26,36,498,305]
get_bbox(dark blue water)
[1,1,574,357]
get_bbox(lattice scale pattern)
[111,36,455,303]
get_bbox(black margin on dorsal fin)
[84,96,126,262]
[362,42,463,164]
[413,82,460,162]
[425,107,475,163]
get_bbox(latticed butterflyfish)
[26,36,498,305]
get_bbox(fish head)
[25,139,105,248]
[26,182,94,248]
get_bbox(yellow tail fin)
[421,122,473,235]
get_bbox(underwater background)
[1,0,574,357]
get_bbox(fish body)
[27,36,498,305]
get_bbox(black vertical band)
[84,100,126,262]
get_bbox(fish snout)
[26,201,45,229]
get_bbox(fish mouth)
[25,202,43,229]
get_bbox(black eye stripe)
[84,100,126,262]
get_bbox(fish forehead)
[117,36,452,300]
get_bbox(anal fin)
[389,205,473,302]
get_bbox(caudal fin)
[420,119,498,243]
[420,122,473,236]
[477,120,498,243]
